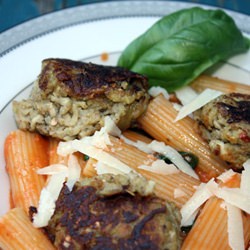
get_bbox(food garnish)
[118,7,249,92]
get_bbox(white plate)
[0,1,250,216]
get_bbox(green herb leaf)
[179,152,199,169]
[118,7,249,92]
[84,155,89,161]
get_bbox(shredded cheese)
[241,159,250,196]
[37,164,68,175]
[217,169,236,183]
[95,161,125,175]
[149,141,198,179]
[33,172,67,227]
[120,135,153,154]
[121,136,198,179]
[175,86,198,106]
[62,140,133,174]
[149,86,169,99]
[174,88,222,122]
[34,154,82,227]
[180,168,250,249]
[180,178,218,226]
[174,188,187,198]
[226,202,244,250]
[138,159,179,175]
[102,116,121,137]
[66,154,81,191]
[214,187,250,214]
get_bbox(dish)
[0,1,250,217]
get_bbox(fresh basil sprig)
[117,7,249,92]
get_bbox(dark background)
[0,0,250,33]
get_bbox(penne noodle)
[107,136,200,208]
[122,130,152,143]
[77,134,200,207]
[0,207,55,250]
[82,158,97,177]
[182,197,230,250]
[190,75,250,94]
[182,201,250,250]
[4,130,48,214]
[138,94,229,182]
[182,174,250,249]
[48,138,68,165]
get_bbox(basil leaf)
[117,7,249,92]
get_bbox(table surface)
[0,0,249,33]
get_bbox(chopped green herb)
[157,151,198,169]
[84,155,89,161]
[179,152,199,169]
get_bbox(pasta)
[68,132,200,208]
[182,197,231,249]
[4,130,48,214]
[122,129,153,143]
[48,138,68,165]
[138,94,229,182]
[182,174,250,249]
[1,70,250,249]
[0,207,55,250]
[82,157,98,177]
[190,75,250,94]
[106,135,200,208]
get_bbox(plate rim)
[1,0,250,58]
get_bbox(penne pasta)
[82,157,97,177]
[76,134,200,207]
[182,197,230,250]
[182,174,250,249]
[122,130,152,143]
[138,94,229,182]
[48,138,68,165]
[4,130,48,214]
[182,199,250,250]
[190,75,250,94]
[107,136,200,208]
[0,207,55,250]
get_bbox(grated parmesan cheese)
[66,154,81,191]
[33,172,67,228]
[180,178,218,226]
[241,159,250,197]
[69,141,133,174]
[174,188,187,198]
[148,86,169,99]
[33,154,82,227]
[180,168,249,248]
[174,88,222,122]
[37,164,68,175]
[121,135,198,179]
[138,159,179,175]
[149,141,199,179]
[217,169,236,183]
[226,202,244,250]
[214,187,250,214]
[175,86,198,106]
[95,161,125,175]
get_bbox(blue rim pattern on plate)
[1,0,250,58]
